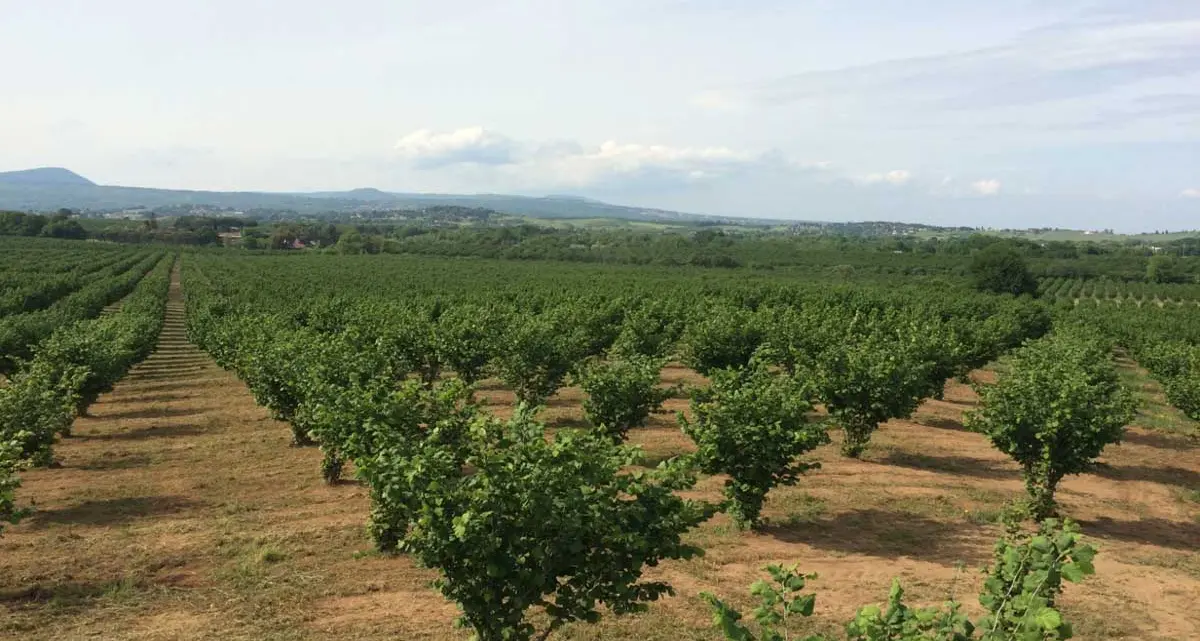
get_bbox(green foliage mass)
[705,518,1097,641]
[810,315,935,458]
[493,314,582,406]
[970,243,1039,296]
[0,438,25,536]
[577,354,673,442]
[0,252,173,536]
[1145,254,1187,284]
[0,250,163,375]
[680,305,765,374]
[436,304,498,385]
[609,302,683,359]
[680,362,829,529]
[966,331,1138,519]
[390,413,712,641]
[176,250,1165,640]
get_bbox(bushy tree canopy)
[969,243,1038,296]
[966,330,1137,519]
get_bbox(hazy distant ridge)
[0,167,725,223]
[0,167,96,187]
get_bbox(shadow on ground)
[763,508,993,566]
[75,452,155,471]
[1089,463,1200,489]
[95,406,203,421]
[1121,430,1198,451]
[916,416,971,432]
[30,496,201,528]
[109,392,191,405]
[1081,516,1200,551]
[879,451,1017,481]
[78,423,208,441]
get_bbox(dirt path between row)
[2,265,1198,640]
[0,265,403,640]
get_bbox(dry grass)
[2,278,1198,640]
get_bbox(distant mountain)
[306,187,396,202]
[0,168,741,223]
[0,167,95,187]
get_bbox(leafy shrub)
[234,320,316,445]
[368,306,445,387]
[680,363,828,529]
[814,331,932,458]
[609,303,683,359]
[704,518,1097,641]
[549,299,625,360]
[370,411,712,641]
[680,306,765,375]
[756,305,840,375]
[577,354,673,442]
[1138,341,1194,380]
[1142,341,1200,420]
[436,304,497,385]
[970,244,1038,297]
[1163,373,1200,421]
[36,321,128,419]
[0,438,28,536]
[287,333,394,483]
[303,372,475,502]
[0,360,83,465]
[353,379,479,552]
[493,314,580,406]
[966,331,1137,519]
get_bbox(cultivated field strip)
[2,260,1199,641]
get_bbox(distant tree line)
[94,214,261,246]
[0,210,87,240]
[244,222,339,250]
[0,210,264,246]
[317,224,1199,282]
[6,205,1199,284]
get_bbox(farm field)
[1037,276,1200,306]
[0,238,168,374]
[7,1,1200,638]
[2,246,1199,641]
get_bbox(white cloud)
[390,128,992,203]
[862,169,912,185]
[1026,20,1200,73]
[509,138,772,188]
[972,179,1002,195]
[394,126,517,168]
[587,141,755,171]
[752,16,1200,111]
[1182,188,1200,198]
[391,127,776,186]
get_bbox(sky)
[1,0,1198,231]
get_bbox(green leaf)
[1035,607,1063,631]
[788,593,816,617]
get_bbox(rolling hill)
[0,167,96,187]
[0,168,727,223]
